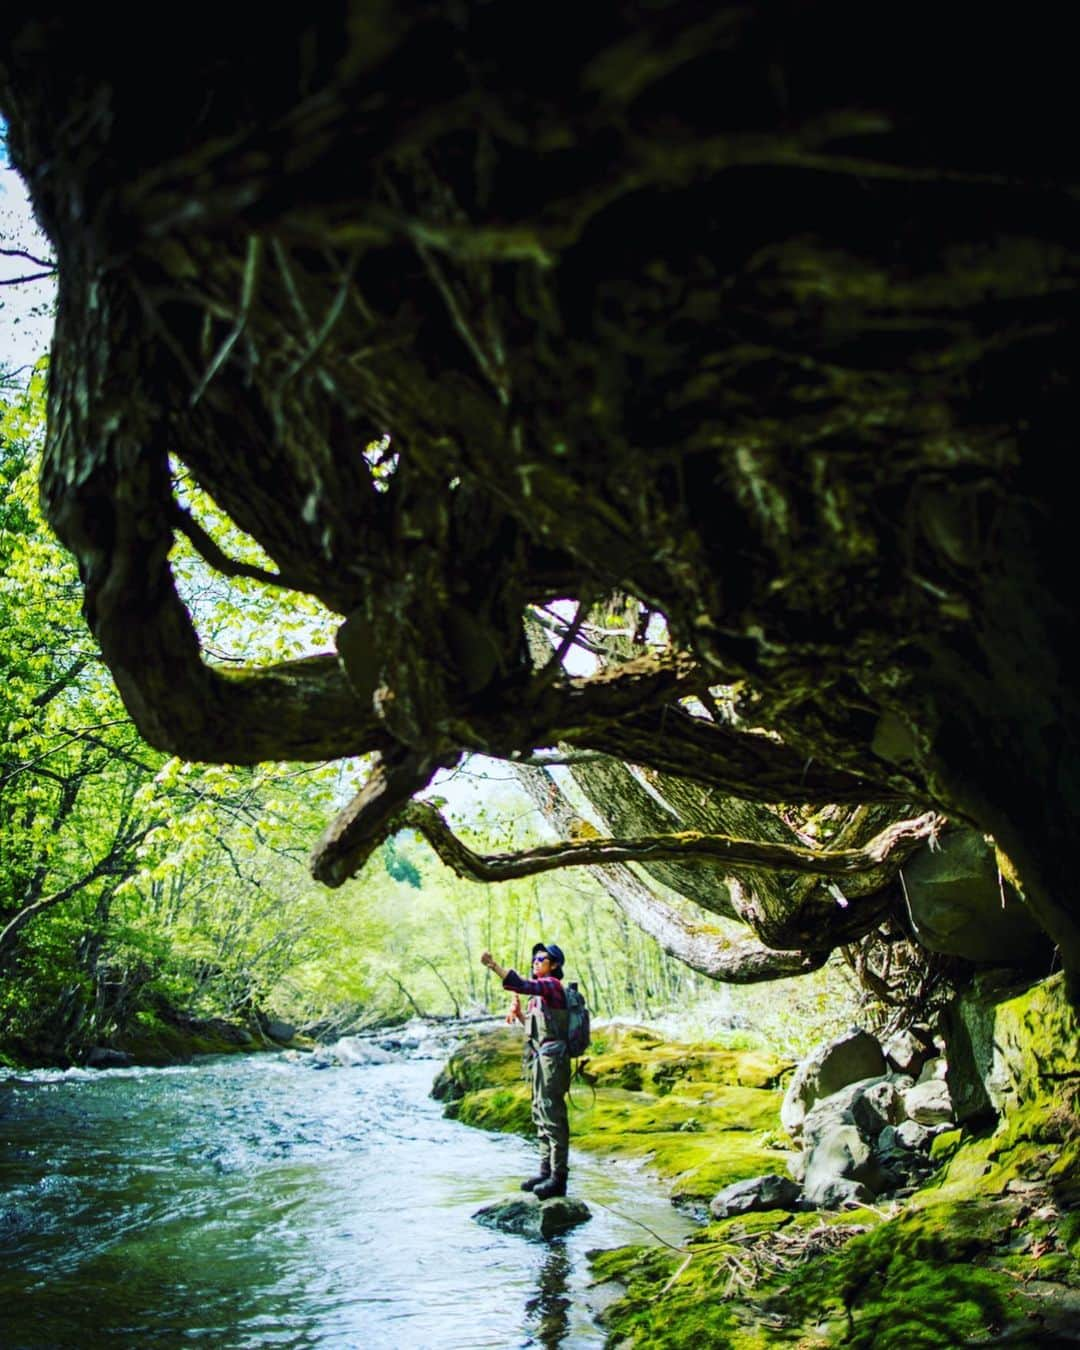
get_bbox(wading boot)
[532,1171,567,1200]
[521,1159,552,1192]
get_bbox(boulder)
[85,1047,134,1069]
[802,1175,874,1211]
[901,1078,954,1126]
[894,1120,934,1152]
[803,1123,889,1200]
[917,1056,947,1084]
[850,1080,905,1138]
[944,970,1080,1125]
[709,1174,801,1220]
[800,1076,897,1152]
[472,1195,591,1240]
[900,828,1052,965]
[882,1027,936,1078]
[326,1037,396,1067]
[780,1029,886,1141]
[262,1018,297,1043]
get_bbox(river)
[1,1039,694,1349]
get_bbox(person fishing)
[480,942,570,1199]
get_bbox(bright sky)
[0,125,56,375]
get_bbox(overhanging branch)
[315,798,941,887]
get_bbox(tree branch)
[0,246,57,269]
[567,705,910,804]
[170,501,313,591]
[334,799,941,888]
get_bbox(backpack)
[564,981,591,1056]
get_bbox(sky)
[0,123,57,374]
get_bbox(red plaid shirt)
[502,970,566,1012]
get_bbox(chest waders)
[520,999,571,1197]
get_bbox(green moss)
[441,1025,789,1204]
[592,981,1080,1348]
[596,1193,1061,1348]
[430,1025,523,1101]
[450,1083,534,1136]
[447,988,1079,1346]
[928,1127,964,1163]
[114,1010,262,1065]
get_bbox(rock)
[803,1123,888,1199]
[328,1037,396,1066]
[85,1047,133,1069]
[895,1119,934,1152]
[850,1080,904,1138]
[709,1173,801,1219]
[262,1018,296,1043]
[882,1027,936,1078]
[802,1175,874,1211]
[900,827,1052,965]
[472,1194,591,1240]
[800,1076,897,1152]
[917,1056,947,1085]
[780,1029,886,1142]
[943,970,1080,1125]
[901,1079,954,1126]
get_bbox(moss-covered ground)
[432,1022,792,1206]
[436,1011,1080,1347]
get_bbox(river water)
[1,1042,693,1349]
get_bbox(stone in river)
[472,1194,591,1240]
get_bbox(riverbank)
[434,984,1080,1347]
[433,1022,793,1211]
[0,1004,315,1072]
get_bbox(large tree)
[1,5,1077,993]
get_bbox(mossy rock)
[590,976,1080,1347]
[113,1010,262,1065]
[430,1025,523,1101]
[448,1082,534,1136]
[584,1026,789,1095]
[439,1023,789,1204]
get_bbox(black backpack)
[564,981,591,1056]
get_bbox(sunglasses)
[532,953,550,964]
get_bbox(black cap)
[538,942,565,969]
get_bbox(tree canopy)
[1,5,1077,997]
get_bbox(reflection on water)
[529,1246,572,1348]
[1,1051,693,1348]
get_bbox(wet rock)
[709,1173,801,1219]
[319,1038,396,1067]
[472,1194,591,1240]
[780,1029,886,1142]
[85,1047,133,1069]
[901,1079,954,1126]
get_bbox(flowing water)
[1,1040,694,1348]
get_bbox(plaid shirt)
[502,970,567,1011]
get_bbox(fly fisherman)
[480,942,570,1199]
